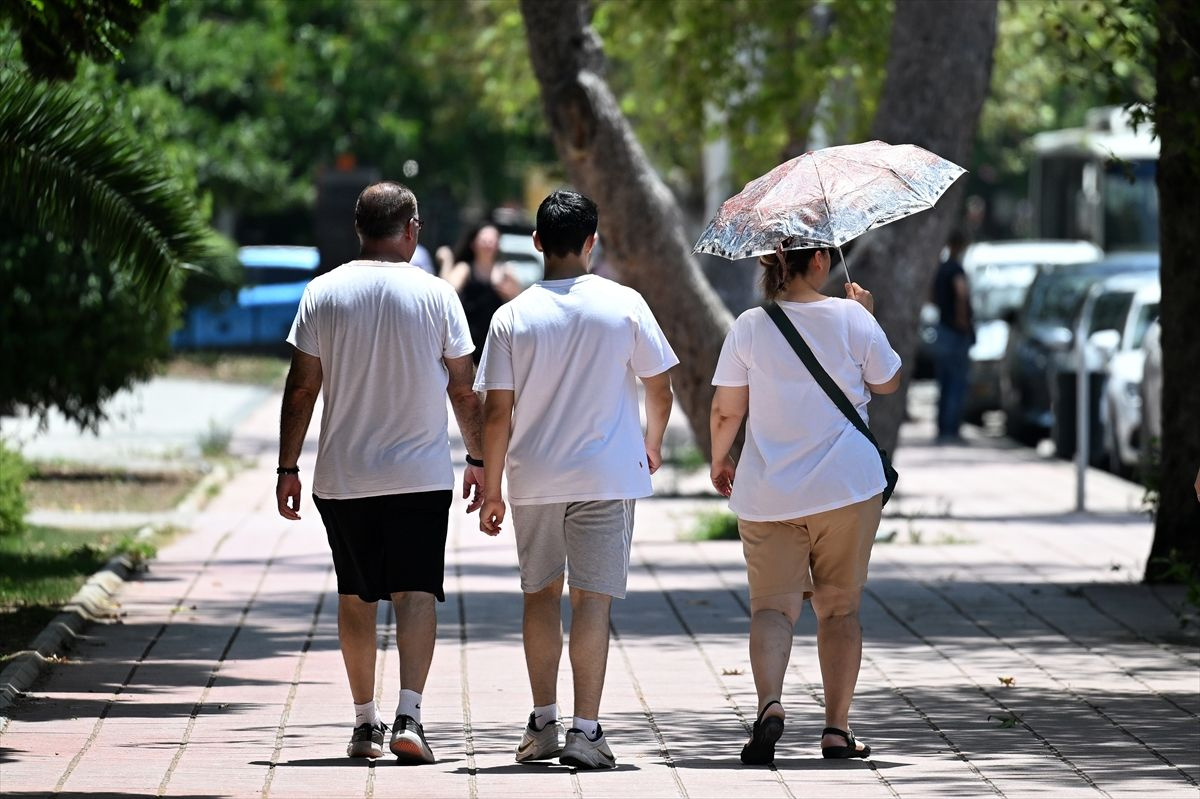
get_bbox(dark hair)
[947,229,968,252]
[536,190,598,258]
[354,181,417,240]
[759,246,829,299]
[452,222,499,265]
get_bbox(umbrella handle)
[838,245,851,285]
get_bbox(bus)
[1030,105,1158,252]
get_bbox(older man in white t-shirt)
[476,190,677,769]
[276,182,485,766]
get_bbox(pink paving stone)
[2,390,1196,798]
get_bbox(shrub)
[0,227,182,432]
[692,510,740,541]
[0,441,29,537]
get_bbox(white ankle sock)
[572,716,599,740]
[397,689,422,724]
[532,703,557,730]
[354,700,380,728]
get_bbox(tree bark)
[1145,0,1200,581]
[519,0,733,457]
[843,0,998,453]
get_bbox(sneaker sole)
[347,742,384,758]
[390,737,435,765]
[560,752,615,769]
[516,746,563,762]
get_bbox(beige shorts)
[738,495,883,600]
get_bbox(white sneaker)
[515,713,563,762]
[559,725,616,769]
[390,715,435,765]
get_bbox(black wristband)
[465,454,484,468]
[276,466,300,475]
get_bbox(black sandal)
[740,701,785,765]
[821,726,871,759]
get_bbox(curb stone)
[0,551,141,712]
[0,461,233,715]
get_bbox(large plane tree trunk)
[844,0,998,453]
[519,0,733,457]
[1146,0,1200,581]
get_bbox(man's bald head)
[354,181,417,241]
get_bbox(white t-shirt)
[474,274,679,505]
[712,298,901,521]
[287,261,474,499]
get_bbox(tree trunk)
[519,0,734,457]
[1145,0,1200,581]
[843,0,998,454]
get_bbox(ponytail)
[758,247,830,299]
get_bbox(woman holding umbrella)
[709,244,901,765]
[697,139,961,764]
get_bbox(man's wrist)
[276,465,300,475]
[465,454,484,468]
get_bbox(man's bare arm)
[445,354,485,512]
[479,389,515,535]
[445,355,484,459]
[639,370,674,474]
[277,348,322,519]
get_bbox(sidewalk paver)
[0,388,1196,798]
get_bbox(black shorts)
[313,490,452,602]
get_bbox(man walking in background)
[276,181,485,765]
[475,190,677,769]
[932,230,974,443]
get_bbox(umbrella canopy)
[693,140,966,260]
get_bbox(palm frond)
[0,70,213,295]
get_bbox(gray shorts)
[510,499,636,599]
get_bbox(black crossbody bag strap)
[761,301,896,501]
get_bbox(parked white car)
[499,230,543,287]
[959,240,1104,422]
[1086,276,1160,475]
[1140,319,1162,462]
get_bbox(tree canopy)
[1,0,161,81]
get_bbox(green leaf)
[0,70,213,296]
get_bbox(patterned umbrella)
[693,140,966,261]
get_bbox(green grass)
[0,525,156,659]
[691,510,740,541]
[664,445,707,472]
[198,422,232,458]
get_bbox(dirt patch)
[26,467,204,513]
[163,353,288,387]
[0,606,59,662]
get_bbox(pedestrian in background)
[710,245,901,765]
[276,181,485,765]
[931,230,974,444]
[476,190,677,770]
[438,222,522,363]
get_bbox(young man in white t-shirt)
[475,190,678,769]
[276,182,485,765]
